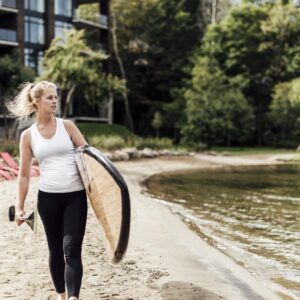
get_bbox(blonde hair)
[6,81,57,120]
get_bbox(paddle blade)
[26,211,36,232]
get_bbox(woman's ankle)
[57,292,66,300]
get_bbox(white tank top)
[30,117,84,193]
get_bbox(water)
[144,164,300,296]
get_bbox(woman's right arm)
[16,129,33,225]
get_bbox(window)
[55,21,73,38]
[25,0,45,13]
[24,48,44,74]
[25,16,45,44]
[55,0,72,17]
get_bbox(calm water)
[144,164,300,295]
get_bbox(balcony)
[0,0,17,14]
[0,28,18,46]
[73,9,108,29]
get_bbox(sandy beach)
[0,153,297,299]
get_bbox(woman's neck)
[36,113,55,126]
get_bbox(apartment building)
[0,0,112,122]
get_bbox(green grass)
[212,147,296,156]
[284,154,300,161]
[76,122,137,144]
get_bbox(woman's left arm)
[63,120,88,148]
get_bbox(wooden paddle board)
[75,145,130,263]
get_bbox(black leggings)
[37,189,87,298]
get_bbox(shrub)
[0,139,19,156]
[89,135,126,151]
[77,122,137,145]
[180,138,207,152]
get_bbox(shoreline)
[115,153,298,300]
[0,153,298,299]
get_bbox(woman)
[7,81,88,300]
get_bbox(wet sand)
[0,153,297,299]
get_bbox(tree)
[0,54,34,138]
[204,3,270,144]
[39,29,123,118]
[183,57,254,147]
[260,1,300,82]
[268,78,300,147]
[196,0,300,146]
[111,10,134,131]
[111,0,202,137]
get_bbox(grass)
[212,147,297,156]
[76,122,137,145]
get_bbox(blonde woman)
[7,81,87,300]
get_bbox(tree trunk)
[257,101,263,146]
[62,85,76,118]
[211,0,219,24]
[111,11,134,132]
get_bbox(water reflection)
[144,165,300,293]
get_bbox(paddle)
[8,205,37,232]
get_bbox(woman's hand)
[16,208,26,226]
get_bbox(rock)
[112,150,130,161]
[222,151,230,156]
[140,148,158,158]
[122,147,139,159]
[159,149,172,156]
[204,151,218,156]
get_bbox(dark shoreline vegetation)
[0,122,299,159]
[2,2,300,150]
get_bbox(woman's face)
[36,87,58,114]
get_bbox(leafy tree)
[77,3,99,22]
[0,54,34,138]
[39,29,123,117]
[112,0,202,136]
[183,57,254,147]
[200,2,269,145]
[267,78,300,147]
[260,1,300,81]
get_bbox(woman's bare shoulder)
[63,119,76,129]
[20,127,31,145]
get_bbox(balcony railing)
[0,0,16,9]
[74,9,108,28]
[0,28,17,42]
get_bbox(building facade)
[0,0,112,122]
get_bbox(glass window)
[25,0,45,13]
[55,21,73,38]
[55,0,72,17]
[24,48,44,74]
[25,16,45,44]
